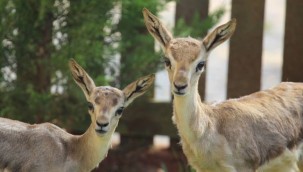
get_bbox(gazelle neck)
[73,122,117,171]
[173,82,212,141]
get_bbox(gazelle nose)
[174,82,188,91]
[96,122,109,128]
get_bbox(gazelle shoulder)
[37,122,74,139]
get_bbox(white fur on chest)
[173,99,237,171]
[180,130,237,172]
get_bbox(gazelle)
[0,59,154,172]
[143,8,303,172]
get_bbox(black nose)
[96,122,109,128]
[174,82,188,91]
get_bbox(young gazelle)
[0,59,154,172]
[143,8,303,172]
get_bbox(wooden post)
[227,0,265,98]
[175,0,209,100]
[282,0,303,82]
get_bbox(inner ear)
[69,59,96,98]
[125,80,146,101]
[205,33,224,52]
[122,74,155,107]
[203,19,237,52]
[75,75,91,95]
[143,8,173,49]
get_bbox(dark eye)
[164,58,171,69]
[116,107,124,116]
[196,61,205,72]
[88,102,94,111]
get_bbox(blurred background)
[0,0,302,171]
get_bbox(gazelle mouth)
[174,91,186,96]
[95,128,108,134]
[95,121,110,135]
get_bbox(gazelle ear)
[69,59,96,99]
[203,19,237,52]
[123,74,155,107]
[143,8,173,50]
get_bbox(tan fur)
[0,59,155,172]
[143,8,303,172]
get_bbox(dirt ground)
[93,137,191,172]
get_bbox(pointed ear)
[69,59,96,99]
[143,8,173,50]
[203,19,237,52]
[123,74,155,107]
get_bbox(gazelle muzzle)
[173,82,188,95]
[95,122,110,134]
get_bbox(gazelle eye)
[163,58,171,69]
[88,102,94,111]
[196,61,205,72]
[116,107,124,116]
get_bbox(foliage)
[0,0,166,131]
[174,7,225,38]
[118,0,165,88]
[0,0,115,131]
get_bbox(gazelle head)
[143,8,236,96]
[69,59,154,135]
